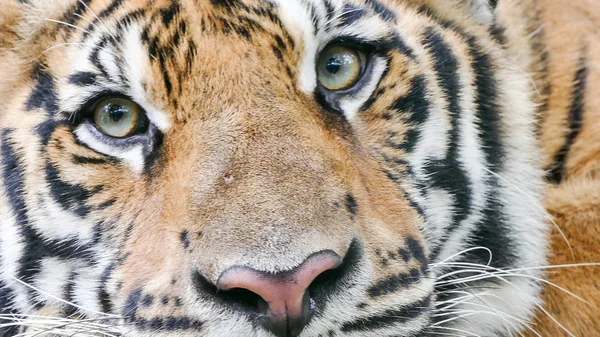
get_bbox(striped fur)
[0,0,595,336]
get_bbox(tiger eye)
[317,45,365,91]
[93,97,143,138]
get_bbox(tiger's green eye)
[317,45,365,91]
[93,97,143,138]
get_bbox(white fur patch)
[74,125,145,173]
[121,23,171,132]
[467,0,495,26]
[0,195,29,312]
[339,58,388,121]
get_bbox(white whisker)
[428,325,482,337]
[10,277,119,319]
[44,18,90,34]
[76,0,119,41]
[484,167,574,260]
[534,304,576,337]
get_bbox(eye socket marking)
[91,97,148,138]
[317,44,367,91]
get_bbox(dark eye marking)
[345,193,358,217]
[26,63,58,114]
[68,71,98,87]
[180,230,191,249]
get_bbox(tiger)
[0,0,598,336]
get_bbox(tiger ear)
[465,0,497,25]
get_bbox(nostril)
[308,266,342,296]
[218,287,269,314]
[192,272,268,315]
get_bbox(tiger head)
[0,0,547,336]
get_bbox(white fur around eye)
[339,57,388,121]
[466,0,495,25]
[122,23,171,132]
[74,125,145,174]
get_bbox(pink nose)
[217,251,342,337]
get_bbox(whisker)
[44,18,91,34]
[534,304,576,337]
[434,262,591,304]
[32,42,85,61]
[76,0,118,41]
[483,167,575,260]
[427,325,482,337]
[10,277,119,319]
[433,246,494,268]
[323,8,364,30]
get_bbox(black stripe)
[421,27,472,255]
[98,0,125,18]
[345,193,358,218]
[1,129,29,226]
[123,288,204,331]
[143,128,164,172]
[89,35,114,80]
[390,75,430,152]
[1,129,40,301]
[489,23,507,46]
[62,272,79,316]
[547,55,587,184]
[64,0,93,26]
[72,155,115,165]
[367,237,428,298]
[99,264,115,313]
[308,2,319,34]
[467,34,504,168]
[366,0,396,22]
[323,0,335,23]
[210,0,245,9]
[530,9,551,130]
[391,34,416,60]
[367,268,421,298]
[0,279,20,336]
[26,63,58,115]
[338,4,366,27]
[160,2,180,26]
[456,36,512,269]
[35,119,65,146]
[46,162,94,217]
[468,35,504,170]
[340,295,431,332]
[68,71,98,86]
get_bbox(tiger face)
[0,0,548,336]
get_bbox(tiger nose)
[217,251,342,337]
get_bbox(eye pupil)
[108,104,126,123]
[326,58,342,74]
